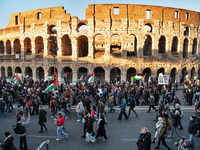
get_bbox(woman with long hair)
[0,131,17,150]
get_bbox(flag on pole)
[88,72,95,83]
[61,72,68,78]
[36,140,49,150]
[11,75,19,85]
[185,72,191,78]
[133,74,146,81]
[43,79,58,93]
[47,74,55,81]
[26,74,29,78]
[77,75,83,84]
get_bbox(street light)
[49,26,58,77]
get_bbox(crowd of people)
[0,75,200,150]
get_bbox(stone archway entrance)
[110,67,121,83]
[36,67,44,80]
[62,67,72,83]
[95,67,105,83]
[143,68,151,82]
[127,67,136,82]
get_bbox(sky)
[0,0,200,29]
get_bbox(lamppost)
[49,26,58,77]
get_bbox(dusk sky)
[0,0,200,29]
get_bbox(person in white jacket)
[152,117,164,143]
[76,100,84,122]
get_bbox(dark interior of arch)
[143,36,152,56]
[78,36,88,57]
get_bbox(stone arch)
[184,26,189,36]
[7,67,12,77]
[94,67,105,83]
[157,68,165,77]
[77,22,88,31]
[36,67,44,80]
[78,67,88,79]
[77,35,88,57]
[0,41,4,54]
[48,67,58,77]
[143,68,151,82]
[6,40,11,54]
[171,36,178,53]
[144,23,152,33]
[170,68,177,83]
[48,25,57,34]
[110,34,121,57]
[127,67,136,82]
[94,34,105,58]
[1,67,5,77]
[48,36,57,56]
[25,67,33,77]
[110,67,121,83]
[61,35,72,56]
[14,39,21,54]
[183,38,189,58]
[24,37,32,54]
[15,67,22,74]
[158,36,166,53]
[35,36,44,55]
[192,38,197,55]
[191,67,195,79]
[182,67,187,78]
[143,35,152,56]
[62,67,73,83]
[127,34,137,56]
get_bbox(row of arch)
[0,35,198,58]
[0,66,197,83]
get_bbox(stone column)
[189,39,193,57]
[57,37,62,58]
[43,37,48,58]
[3,41,6,55]
[179,39,183,59]
[121,68,127,82]
[32,67,36,81]
[121,35,127,58]
[20,39,24,60]
[71,37,77,60]
[88,36,94,58]
[153,36,159,57]
[137,36,144,57]
[11,40,14,54]
[72,68,78,83]
[105,68,110,82]
[104,36,110,60]
[31,38,35,59]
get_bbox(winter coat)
[86,121,93,133]
[0,100,5,110]
[97,119,106,137]
[1,136,17,150]
[56,116,64,126]
[137,132,151,150]
[188,120,198,135]
[38,109,47,124]
[170,112,180,128]
[121,102,126,112]
[159,126,167,138]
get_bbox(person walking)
[147,93,157,113]
[76,99,84,122]
[96,114,107,141]
[128,96,138,118]
[0,98,5,118]
[152,117,163,143]
[38,105,47,133]
[188,116,198,148]
[118,99,129,120]
[162,105,171,129]
[155,122,171,150]
[108,93,115,113]
[0,131,17,150]
[55,113,68,141]
[85,117,95,143]
[136,127,151,150]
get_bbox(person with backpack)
[38,105,47,133]
[0,131,17,150]
[128,96,138,118]
[14,113,30,150]
[155,121,171,150]
[0,98,5,118]
[118,99,129,120]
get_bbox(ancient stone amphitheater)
[0,4,199,83]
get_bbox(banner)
[158,73,169,85]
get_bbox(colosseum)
[0,4,199,83]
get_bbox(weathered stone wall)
[0,4,199,83]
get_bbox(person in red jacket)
[54,113,68,141]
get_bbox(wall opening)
[15,67,22,74]
[110,67,121,83]
[14,39,21,54]
[0,41,4,54]
[36,67,44,80]
[170,68,177,83]
[191,67,195,79]
[157,68,165,77]
[15,16,18,25]
[184,26,189,36]
[95,67,105,83]
[171,36,178,54]
[35,36,44,55]
[62,67,72,83]
[183,38,188,58]
[144,24,152,33]
[114,7,119,15]
[146,10,151,19]
[186,13,189,20]
[110,34,121,57]
[77,35,88,57]
[25,67,32,77]
[48,36,57,56]
[127,35,137,56]
[94,34,105,58]
[143,35,152,56]
[62,35,72,56]
[7,67,12,77]
[6,40,11,54]
[127,67,136,82]
[37,12,41,19]
[78,67,88,80]
[175,11,179,18]
[192,38,197,55]
[24,38,32,54]
[1,67,5,77]
[143,68,151,82]
[158,36,166,53]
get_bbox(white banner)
[158,73,169,85]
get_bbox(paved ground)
[0,87,198,150]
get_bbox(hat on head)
[175,103,180,109]
[158,117,163,121]
[17,104,21,108]
[191,116,197,120]
[123,99,126,103]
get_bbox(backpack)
[27,100,32,107]
[13,123,27,134]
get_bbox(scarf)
[97,118,102,129]
[4,135,11,143]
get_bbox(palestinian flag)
[47,74,55,81]
[11,75,19,85]
[88,72,95,83]
[77,75,83,84]
[36,140,49,150]
[133,74,146,81]
[26,74,29,78]
[61,72,68,78]
[185,72,191,78]
[43,79,58,93]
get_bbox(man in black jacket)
[188,116,198,148]
[38,105,47,133]
[136,127,151,150]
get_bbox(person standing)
[128,96,138,118]
[96,114,107,141]
[118,99,128,120]
[38,105,47,133]
[136,127,151,150]
[0,131,16,150]
[155,122,171,150]
[108,94,115,113]
[188,116,198,148]
[85,117,95,143]
[0,98,5,118]
[55,113,68,141]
